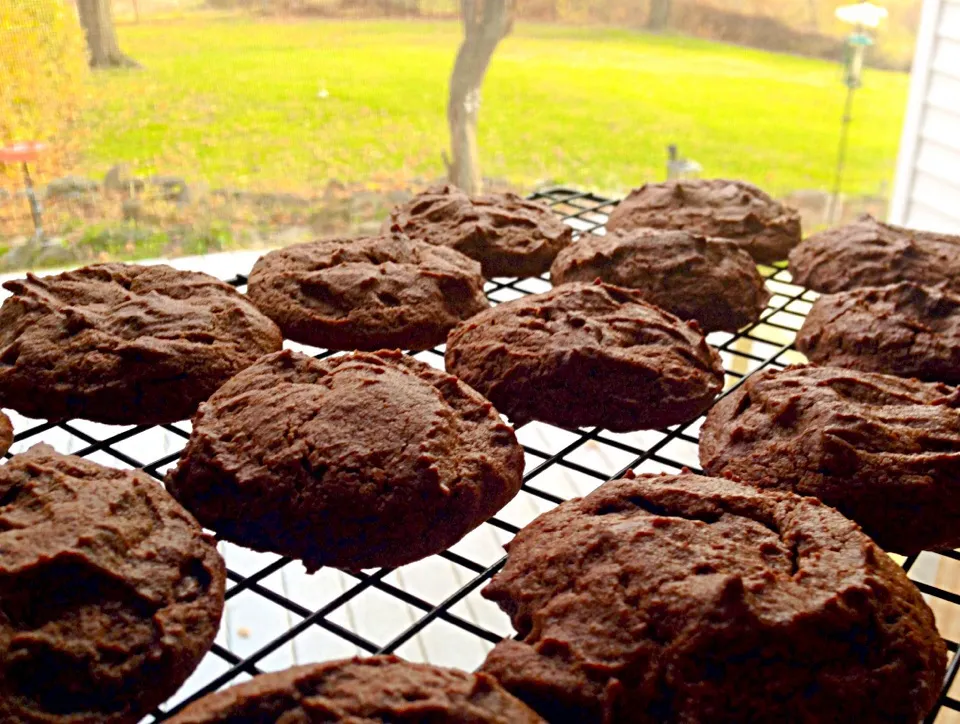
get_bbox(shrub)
[0,0,89,189]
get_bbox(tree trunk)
[806,0,819,30]
[445,0,512,195]
[77,0,139,69]
[647,0,671,30]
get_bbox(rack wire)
[4,188,958,723]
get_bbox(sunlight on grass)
[81,18,909,197]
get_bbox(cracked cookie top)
[384,185,572,278]
[550,228,770,333]
[789,215,960,294]
[169,656,545,723]
[247,233,489,351]
[480,472,945,724]
[700,363,960,554]
[445,281,724,431]
[795,282,960,385]
[0,444,226,723]
[0,263,282,424]
[604,179,801,264]
[166,349,525,571]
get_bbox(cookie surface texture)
[167,349,525,571]
[445,281,724,431]
[481,473,946,723]
[168,655,545,723]
[700,364,960,553]
[789,215,960,293]
[604,179,801,263]
[0,412,12,456]
[0,263,282,424]
[0,444,226,724]
[247,233,489,351]
[550,228,770,332]
[796,282,960,384]
[384,185,572,278]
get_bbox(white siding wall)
[889,0,960,233]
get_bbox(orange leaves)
[0,0,89,190]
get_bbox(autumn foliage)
[0,0,88,189]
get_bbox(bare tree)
[806,0,820,30]
[443,0,513,195]
[647,0,672,30]
[77,0,139,69]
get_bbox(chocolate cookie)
[384,185,572,278]
[0,412,12,457]
[700,364,960,553]
[445,281,724,431]
[796,282,960,384]
[550,228,770,332]
[789,215,960,293]
[247,232,489,351]
[604,179,801,264]
[0,444,226,724]
[0,263,282,425]
[167,349,524,571]
[168,656,545,723]
[481,472,946,724]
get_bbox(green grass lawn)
[81,17,910,198]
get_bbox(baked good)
[444,281,724,431]
[0,263,282,425]
[796,282,960,384]
[604,179,801,264]
[700,364,960,553]
[166,349,524,571]
[0,412,12,457]
[247,232,489,351]
[0,443,226,724]
[480,472,946,724]
[384,185,572,278]
[789,215,960,293]
[550,228,770,332]
[168,655,545,723]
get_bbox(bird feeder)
[843,31,874,89]
[836,2,887,88]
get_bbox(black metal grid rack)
[5,188,959,722]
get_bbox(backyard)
[0,12,912,268]
[81,15,909,198]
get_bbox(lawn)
[80,16,910,199]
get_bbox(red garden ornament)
[0,141,48,237]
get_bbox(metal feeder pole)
[828,2,886,224]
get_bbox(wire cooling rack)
[4,188,959,723]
